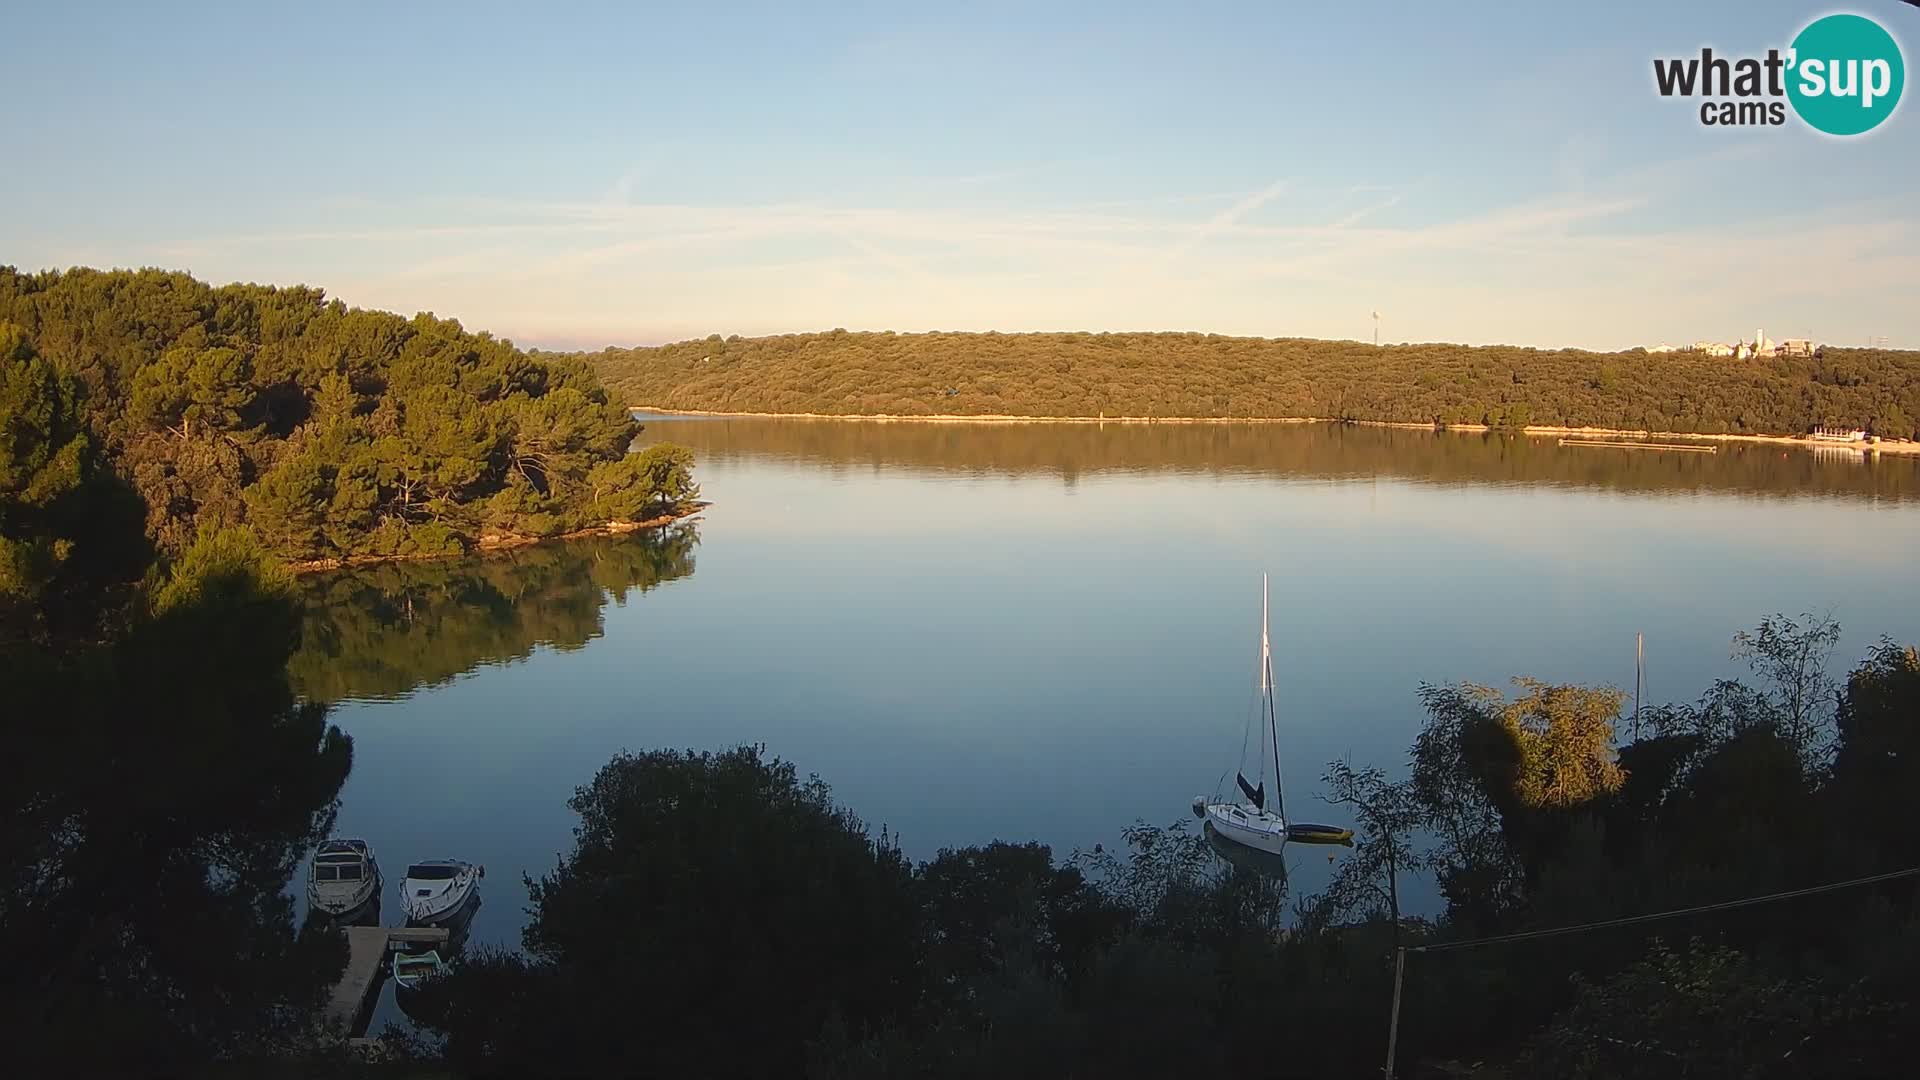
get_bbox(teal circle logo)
[1787,14,1904,135]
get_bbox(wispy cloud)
[1326,191,1406,229]
[927,160,1092,188]
[1170,178,1289,257]
[39,155,1919,352]
[602,165,655,206]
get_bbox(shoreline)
[631,407,1920,456]
[286,504,706,575]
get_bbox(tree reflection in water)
[289,524,699,704]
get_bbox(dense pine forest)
[0,266,696,589]
[576,330,1920,439]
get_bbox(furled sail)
[1236,772,1265,810]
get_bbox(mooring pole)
[1384,946,1407,1079]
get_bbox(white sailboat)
[1192,576,1353,855]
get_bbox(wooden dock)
[1559,438,1718,454]
[325,926,449,1036]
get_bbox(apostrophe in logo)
[1787,13,1904,135]
[1652,11,1905,136]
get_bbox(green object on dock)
[324,926,450,1037]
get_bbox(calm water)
[296,419,1920,1001]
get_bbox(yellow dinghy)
[1285,822,1355,846]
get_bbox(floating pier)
[325,925,449,1036]
[1558,438,1718,454]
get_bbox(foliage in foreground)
[578,329,1920,438]
[414,617,1920,1080]
[423,747,922,1077]
[2,517,354,1070]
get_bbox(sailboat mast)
[1264,575,1285,821]
[1634,632,1644,742]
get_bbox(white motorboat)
[306,839,381,919]
[399,859,483,925]
[1193,577,1353,856]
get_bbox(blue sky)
[3,0,1916,350]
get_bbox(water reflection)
[305,891,384,931]
[291,525,700,703]
[639,416,1920,501]
[306,417,1920,983]
[1203,821,1291,882]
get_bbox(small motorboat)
[307,839,381,919]
[392,948,449,991]
[399,859,483,926]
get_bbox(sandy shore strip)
[631,407,1920,456]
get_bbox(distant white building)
[1658,333,1820,359]
[1812,426,1867,442]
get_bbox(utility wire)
[1385,864,1920,1076]
[1408,865,1920,955]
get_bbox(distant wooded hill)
[571,331,1920,439]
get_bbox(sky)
[2,0,1916,351]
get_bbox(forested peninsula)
[0,267,696,593]
[577,330,1920,440]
